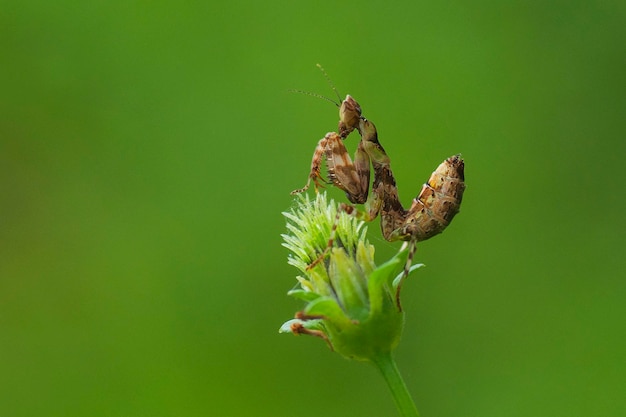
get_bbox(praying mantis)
[291,73,465,310]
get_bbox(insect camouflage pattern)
[292,78,465,310]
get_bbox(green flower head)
[280,193,423,361]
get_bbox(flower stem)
[371,352,420,417]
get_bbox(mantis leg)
[325,133,371,204]
[290,135,331,195]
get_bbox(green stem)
[371,352,420,417]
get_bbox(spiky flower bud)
[280,193,422,361]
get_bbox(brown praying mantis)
[291,77,465,310]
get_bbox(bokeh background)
[2,1,625,416]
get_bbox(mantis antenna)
[288,64,345,107]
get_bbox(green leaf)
[279,319,301,333]
[287,288,321,302]
[304,297,353,329]
[368,249,405,315]
[392,263,425,290]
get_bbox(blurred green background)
[2,1,625,416]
